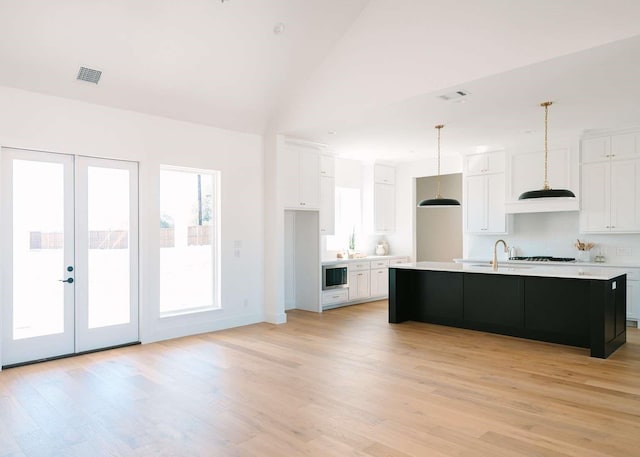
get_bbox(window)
[159,167,220,315]
[326,186,363,251]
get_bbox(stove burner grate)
[509,256,576,262]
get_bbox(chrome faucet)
[492,239,509,271]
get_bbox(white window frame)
[159,165,221,317]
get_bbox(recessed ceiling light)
[328,130,336,135]
[273,23,285,34]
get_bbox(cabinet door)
[370,268,389,297]
[486,173,506,233]
[485,151,505,173]
[281,146,301,209]
[299,149,320,208]
[611,132,640,161]
[466,151,504,175]
[465,175,488,233]
[374,164,395,185]
[580,162,610,233]
[374,182,395,233]
[465,154,488,175]
[320,155,335,177]
[627,280,639,320]
[610,159,640,232]
[319,176,335,235]
[348,270,370,301]
[582,137,611,163]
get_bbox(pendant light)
[518,102,575,200]
[418,124,461,207]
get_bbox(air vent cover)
[77,66,102,84]
[438,90,469,101]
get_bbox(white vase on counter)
[577,250,591,262]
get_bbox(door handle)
[59,278,74,284]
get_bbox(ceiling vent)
[77,66,102,84]
[438,90,469,101]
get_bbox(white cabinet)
[580,134,640,233]
[320,154,335,177]
[370,268,389,297]
[320,176,335,235]
[374,164,395,185]
[373,182,395,233]
[319,155,335,235]
[628,279,639,321]
[582,133,640,163]
[464,152,507,234]
[348,270,370,301]
[281,143,320,210]
[464,151,505,175]
[321,257,407,309]
[364,164,396,234]
[321,289,349,306]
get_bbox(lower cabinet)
[348,270,370,301]
[322,257,408,310]
[389,267,627,358]
[370,268,389,297]
[321,289,349,306]
[463,274,523,328]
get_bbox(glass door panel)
[2,149,75,366]
[87,166,131,328]
[75,156,139,353]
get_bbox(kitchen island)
[389,262,628,358]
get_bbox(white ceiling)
[2,0,640,162]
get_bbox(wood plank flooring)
[1,300,639,456]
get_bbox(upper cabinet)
[281,141,320,210]
[580,132,640,233]
[464,151,508,234]
[320,154,335,177]
[364,164,396,234]
[319,155,335,235]
[582,133,640,163]
[464,151,505,176]
[374,163,395,185]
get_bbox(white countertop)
[453,258,640,268]
[322,255,408,266]
[393,261,629,280]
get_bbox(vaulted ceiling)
[2,0,640,161]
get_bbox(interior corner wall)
[0,86,265,349]
[262,132,287,324]
[415,173,463,261]
[391,156,464,261]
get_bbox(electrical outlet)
[616,247,633,257]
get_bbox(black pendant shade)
[519,101,576,201]
[418,197,461,207]
[417,124,461,208]
[518,188,576,200]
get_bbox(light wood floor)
[1,300,639,457]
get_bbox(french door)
[1,148,139,367]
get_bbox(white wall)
[466,212,640,264]
[0,86,265,356]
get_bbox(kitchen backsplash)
[464,212,640,264]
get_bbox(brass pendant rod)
[541,101,552,191]
[435,124,444,198]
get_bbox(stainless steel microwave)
[322,264,348,290]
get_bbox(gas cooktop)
[509,256,576,262]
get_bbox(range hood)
[504,197,579,214]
